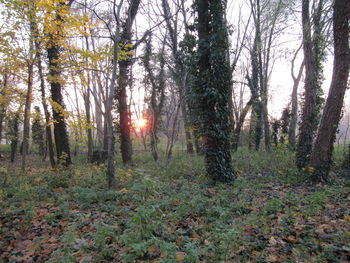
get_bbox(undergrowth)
[0,148,349,262]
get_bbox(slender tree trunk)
[0,74,7,155]
[35,38,56,168]
[143,35,166,162]
[247,26,263,151]
[232,99,252,152]
[21,36,34,171]
[0,110,4,146]
[166,103,181,162]
[10,113,19,163]
[92,74,103,148]
[296,0,325,169]
[161,0,194,155]
[106,35,119,189]
[310,0,350,182]
[179,79,194,155]
[82,35,94,162]
[84,89,93,162]
[289,52,304,150]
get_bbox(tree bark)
[232,99,252,152]
[296,0,326,169]
[143,35,166,162]
[161,0,194,155]
[289,44,304,150]
[46,2,72,166]
[10,113,19,163]
[0,74,7,155]
[310,0,350,182]
[117,0,141,166]
[118,58,134,165]
[35,36,56,168]
[21,30,35,171]
[196,0,234,183]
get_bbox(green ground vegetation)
[0,147,350,262]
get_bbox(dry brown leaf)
[176,251,186,262]
[267,254,278,262]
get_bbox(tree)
[21,1,36,171]
[34,24,56,168]
[310,0,350,182]
[161,0,195,155]
[9,112,20,163]
[288,44,304,149]
[296,0,329,169]
[32,106,45,156]
[271,119,280,146]
[45,0,74,166]
[194,0,234,183]
[142,35,166,162]
[280,107,290,144]
[117,0,141,166]
[248,0,287,152]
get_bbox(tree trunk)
[84,89,93,162]
[196,0,234,183]
[21,36,34,171]
[161,0,194,155]
[92,73,104,148]
[47,45,72,166]
[289,49,304,150]
[46,2,72,166]
[10,113,19,163]
[117,0,141,166]
[0,74,7,156]
[179,78,194,155]
[232,99,252,152]
[106,36,118,189]
[310,0,350,182]
[296,0,325,169]
[35,37,56,168]
[118,59,134,165]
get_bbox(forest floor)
[0,147,350,263]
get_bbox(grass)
[0,147,350,262]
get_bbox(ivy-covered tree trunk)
[47,44,72,166]
[35,32,56,168]
[247,30,263,151]
[117,0,141,166]
[118,58,134,165]
[310,0,350,182]
[195,0,234,183]
[45,1,72,166]
[296,0,325,169]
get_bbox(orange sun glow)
[135,118,147,129]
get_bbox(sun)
[135,118,147,129]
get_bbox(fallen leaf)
[267,255,278,262]
[269,236,278,246]
[176,251,186,262]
